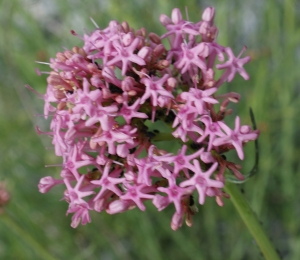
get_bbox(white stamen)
[185,6,189,21]
[90,17,99,28]
[35,61,50,65]
[113,160,124,166]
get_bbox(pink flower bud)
[38,176,63,193]
[202,7,215,22]
[160,14,172,26]
[117,144,129,158]
[171,8,182,24]
[167,77,177,89]
[240,125,251,134]
[122,32,134,46]
[149,32,161,44]
[106,200,132,214]
[200,152,216,163]
[171,209,184,231]
[138,46,151,60]
[153,44,166,57]
[152,194,170,211]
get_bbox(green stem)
[1,212,57,260]
[224,182,280,260]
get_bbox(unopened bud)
[107,200,131,214]
[47,74,73,91]
[94,198,107,212]
[149,32,161,44]
[202,7,215,22]
[122,32,134,46]
[167,77,177,89]
[156,59,170,69]
[220,99,229,112]
[53,88,66,100]
[115,95,124,104]
[240,125,251,134]
[185,213,193,227]
[171,210,183,231]
[200,152,216,163]
[121,21,130,33]
[57,102,66,110]
[72,46,80,54]
[153,44,166,57]
[160,14,172,26]
[137,37,145,49]
[64,50,73,59]
[136,27,146,38]
[90,139,98,150]
[87,63,99,73]
[138,46,151,60]
[216,196,224,207]
[227,164,245,180]
[128,90,137,96]
[124,171,135,181]
[56,52,67,62]
[171,8,182,25]
[38,176,62,193]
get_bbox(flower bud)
[171,8,182,25]
[106,200,132,214]
[153,44,166,57]
[202,7,215,22]
[122,32,134,46]
[149,32,161,44]
[171,210,184,231]
[138,46,151,60]
[121,21,130,33]
[160,14,172,26]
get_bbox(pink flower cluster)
[36,7,259,230]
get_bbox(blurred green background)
[0,0,299,259]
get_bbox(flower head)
[34,6,258,230]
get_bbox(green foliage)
[0,0,299,259]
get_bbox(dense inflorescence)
[35,7,259,230]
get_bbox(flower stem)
[224,182,280,260]
[1,212,57,260]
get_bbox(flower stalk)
[224,182,281,260]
